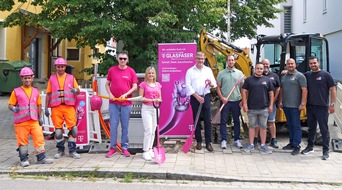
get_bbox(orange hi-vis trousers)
[14,120,45,153]
[51,105,77,130]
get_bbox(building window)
[284,7,292,33]
[303,0,307,23]
[66,48,80,61]
[323,0,327,14]
[93,47,100,59]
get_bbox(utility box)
[0,60,32,94]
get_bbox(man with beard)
[301,57,336,160]
[278,58,307,155]
[216,55,245,149]
[242,63,274,154]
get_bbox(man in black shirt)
[242,64,274,154]
[301,57,336,160]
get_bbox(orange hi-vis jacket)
[49,74,76,107]
[13,87,39,124]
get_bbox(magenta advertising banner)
[158,43,197,137]
[75,90,89,145]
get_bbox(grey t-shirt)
[281,70,307,108]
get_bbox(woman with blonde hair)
[139,66,162,161]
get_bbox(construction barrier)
[40,88,102,151]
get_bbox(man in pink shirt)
[105,52,138,158]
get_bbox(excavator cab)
[255,33,329,75]
[255,33,329,124]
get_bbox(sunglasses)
[119,57,127,60]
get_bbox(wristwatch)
[330,103,335,107]
[300,102,305,106]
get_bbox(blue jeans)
[306,106,330,152]
[283,107,302,147]
[220,100,241,141]
[109,103,132,150]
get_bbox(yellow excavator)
[200,28,330,143]
[199,28,253,78]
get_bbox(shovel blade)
[154,146,166,164]
[181,137,193,153]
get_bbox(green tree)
[1,0,286,73]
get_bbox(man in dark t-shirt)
[242,63,274,154]
[301,57,336,160]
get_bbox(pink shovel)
[153,101,165,164]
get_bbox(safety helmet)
[90,94,102,111]
[19,67,34,76]
[54,57,67,66]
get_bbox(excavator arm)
[199,29,253,77]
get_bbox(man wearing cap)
[45,57,81,159]
[8,67,53,167]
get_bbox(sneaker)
[291,146,301,155]
[54,151,65,159]
[301,146,314,155]
[221,140,227,149]
[282,143,294,150]
[105,148,117,158]
[234,140,243,149]
[322,151,329,160]
[260,145,272,154]
[122,149,131,157]
[244,144,254,153]
[36,158,53,164]
[142,151,152,161]
[149,149,154,158]
[20,160,30,167]
[70,152,81,159]
[270,138,279,148]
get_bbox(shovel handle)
[153,100,162,147]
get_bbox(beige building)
[0,1,106,87]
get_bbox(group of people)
[8,51,335,167]
[185,52,335,161]
[279,57,335,160]
[8,57,81,167]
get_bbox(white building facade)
[247,0,342,81]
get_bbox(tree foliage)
[1,0,286,73]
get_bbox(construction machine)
[199,29,330,143]
[199,28,253,78]
[254,33,330,124]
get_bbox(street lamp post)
[227,0,231,43]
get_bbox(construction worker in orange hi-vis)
[45,57,81,159]
[8,67,53,167]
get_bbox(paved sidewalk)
[0,95,342,185]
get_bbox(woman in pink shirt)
[139,66,162,161]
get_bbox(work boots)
[36,152,53,164]
[55,140,66,159]
[68,141,81,159]
[17,145,29,167]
